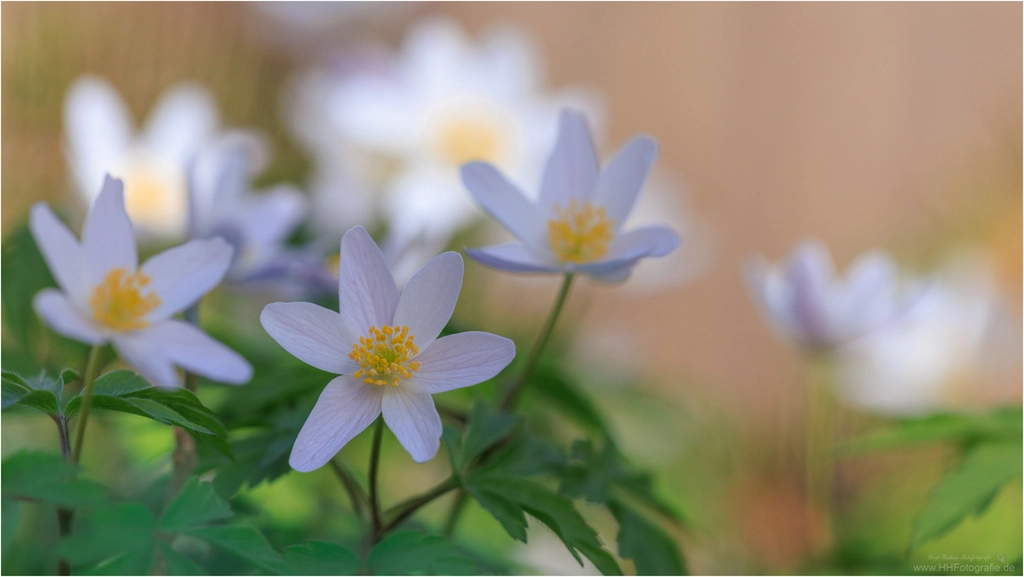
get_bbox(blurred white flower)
[64,76,219,241]
[746,241,904,352]
[286,17,602,248]
[30,176,252,389]
[188,131,308,284]
[463,110,680,282]
[834,252,1008,415]
[261,226,515,470]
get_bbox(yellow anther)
[349,325,421,387]
[547,200,614,263]
[89,268,161,332]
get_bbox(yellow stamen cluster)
[350,325,421,386]
[435,116,502,167]
[89,268,161,331]
[547,200,614,263]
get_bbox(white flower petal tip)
[462,109,677,282]
[266,227,515,465]
[746,240,910,352]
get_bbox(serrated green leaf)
[283,541,360,575]
[1,451,107,507]
[463,477,621,576]
[59,503,156,566]
[181,525,289,575]
[608,498,686,575]
[159,478,233,531]
[366,531,479,575]
[2,370,64,415]
[83,548,154,576]
[158,542,207,576]
[88,370,151,397]
[460,402,518,466]
[840,408,1023,455]
[911,442,1022,548]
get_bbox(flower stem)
[443,489,469,537]
[56,415,74,575]
[165,303,201,507]
[368,418,385,538]
[804,353,835,546]
[72,345,104,463]
[380,477,459,535]
[330,458,367,520]
[501,273,575,410]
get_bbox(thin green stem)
[380,477,459,535]
[368,418,385,537]
[330,459,367,520]
[501,273,575,410]
[443,490,469,537]
[164,303,202,508]
[72,345,104,463]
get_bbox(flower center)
[547,200,614,263]
[121,154,188,238]
[350,325,421,386]
[434,115,504,167]
[89,268,161,331]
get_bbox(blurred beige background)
[4,1,1020,418]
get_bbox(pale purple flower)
[462,110,680,282]
[261,226,515,471]
[30,176,253,388]
[745,240,902,351]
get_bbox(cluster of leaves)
[841,407,1023,549]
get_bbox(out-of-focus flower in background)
[30,176,252,388]
[64,76,219,241]
[745,241,906,353]
[285,17,603,256]
[261,227,515,470]
[833,250,1012,415]
[188,131,308,285]
[463,110,680,282]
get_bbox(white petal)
[142,83,219,164]
[842,250,898,328]
[573,226,680,281]
[260,302,358,375]
[82,176,138,283]
[785,241,839,345]
[235,185,308,250]
[744,256,798,338]
[592,136,658,227]
[381,387,442,463]
[111,333,181,388]
[460,162,545,248]
[338,226,399,331]
[33,289,106,345]
[63,76,133,201]
[136,320,252,385]
[393,252,463,351]
[29,203,89,306]
[538,110,599,208]
[465,243,561,274]
[141,237,233,320]
[290,377,383,472]
[409,332,515,394]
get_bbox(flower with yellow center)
[261,226,515,471]
[30,175,252,389]
[462,109,680,283]
[64,75,218,242]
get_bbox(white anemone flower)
[833,253,1005,415]
[745,240,904,352]
[260,226,515,470]
[30,176,253,389]
[188,131,308,284]
[287,17,602,247]
[64,76,219,241]
[461,110,681,283]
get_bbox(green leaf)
[158,543,208,576]
[159,478,234,531]
[366,531,479,575]
[460,402,518,466]
[608,498,686,575]
[463,477,621,576]
[1,369,68,415]
[59,503,156,566]
[84,549,154,576]
[1,451,107,507]
[910,442,1023,548]
[530,365,611,437]
[283,541,361,575]
[840,408,1023,455]
[181,525,289,575]
[1,499,20,556]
